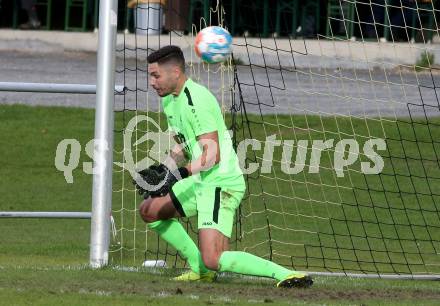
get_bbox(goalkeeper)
[135,45,312,288]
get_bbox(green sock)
[218,251,295,281]
[148,219,208,274]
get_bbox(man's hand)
[133,164,189,198]
[133,164,169,198]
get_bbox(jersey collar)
[175,78,192,100]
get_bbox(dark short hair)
[147,45,185,72]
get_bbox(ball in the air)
[194,26,232,64]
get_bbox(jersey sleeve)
[186,93,220,137]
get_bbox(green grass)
[1,104,439,305]
[110,109,440,275]
[229,114,440,275]
[415,51,435,71]
[0,105,94,267]
[0,266,439,305]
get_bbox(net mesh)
[110,0,440,276]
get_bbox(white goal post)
[89,0,118,269]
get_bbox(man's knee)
[201,251,222,271]
[139,198,157,223]
[139,194,177,223]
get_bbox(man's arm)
[135,131,220,198]
[163,136,188,169]
[184,131,220,175]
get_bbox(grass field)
[1,104,440,305]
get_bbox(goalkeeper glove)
[133,164,189,198]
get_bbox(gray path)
[1,50,439,118]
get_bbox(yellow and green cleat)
[277,273,313,288]
[172,270,217,282]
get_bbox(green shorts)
[169,176,245,238]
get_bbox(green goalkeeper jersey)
[162,78,245,189]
